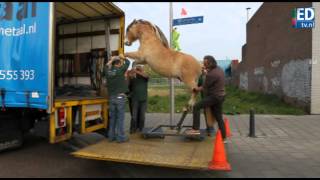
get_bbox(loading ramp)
[72,133,215,170]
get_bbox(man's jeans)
[130,100,147,132]
[108,95,128,142]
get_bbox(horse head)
[125,19,169,48]
[125,19,139,46]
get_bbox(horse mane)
[127,19,169,48]
[154,25,169,48]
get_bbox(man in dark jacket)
[104,56,130,143]
[186,55,227,141]
[198,65,216,136]
[128,65,149,133]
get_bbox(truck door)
[0,2,52,110]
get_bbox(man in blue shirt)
[105,56,130,143]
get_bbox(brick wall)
[236,2,313,111]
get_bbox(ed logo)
[292,8,315,29]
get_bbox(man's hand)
[193,86,203,92]
[134,68,149,79]
[106,59,113,67]
[106,58,114,68]
[106,56,117,68]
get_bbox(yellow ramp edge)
[72,134,215,170]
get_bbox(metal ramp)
[72,133,215,170]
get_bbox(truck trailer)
[0,2,124,150]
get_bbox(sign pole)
[169,2,174,127]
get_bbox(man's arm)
[135,70,149,80]
[106,56,117,69]
[119,59,130,73]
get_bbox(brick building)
[234,2,320,114]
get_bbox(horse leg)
[189,90,198,107]
[181,77,198,108]
[180,71,200,109]
[124,51,145,64]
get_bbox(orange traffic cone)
[208,130,231,171]
[224,116,232,138]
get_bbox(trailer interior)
[49,2,125,143]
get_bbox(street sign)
[173,16,204,26]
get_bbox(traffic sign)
[173,16,204,26]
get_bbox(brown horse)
[122,19,202,107]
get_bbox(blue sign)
[0,2,50,109]
[173,16,204,26]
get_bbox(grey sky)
[114,2,263,61]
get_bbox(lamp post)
[169,2,174,127]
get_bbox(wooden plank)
[72,134,215,170]
[111,50,119,56]
[58,29,119,39]
[81,105,86,133]
[109,29,119,34]
[102,103,108,129]
[85,124,105,133]
[59,31,105,39]
[85,110,101,117]
[55,96,106,102]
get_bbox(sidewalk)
[138,113,320,178]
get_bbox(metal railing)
[148,78,185,87]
